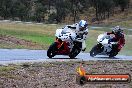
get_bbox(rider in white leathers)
[62,20,88,51]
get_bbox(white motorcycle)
[47,26,86,58]
[90,33,119,57]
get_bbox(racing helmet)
[79,20,88,30]
[113,26,123,33]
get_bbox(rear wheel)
[69,48,81,58]
[109,45,119,57]
[47,42,57,58]
[109,52,118,57]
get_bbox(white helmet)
[79,20,88,30]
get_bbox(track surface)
[0,49,132,64]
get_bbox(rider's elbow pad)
[67,26,76,29]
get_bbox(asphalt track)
[0,49,132,65]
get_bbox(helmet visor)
[79,26,86,31]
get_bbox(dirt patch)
[0,34,44,49]
[0,60,131,88]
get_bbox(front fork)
[97,43,103,52]
[82,41,86,51]
[55,37,64,49]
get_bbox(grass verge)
[0,22,131,55]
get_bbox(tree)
[113,0,130,11]
[90,0,114,20]
[0,0,12,19]
[34,2,47,22]
[118,0,129,11]
[0,0,130,22]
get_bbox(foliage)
[0,0,130,22]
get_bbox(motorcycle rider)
[106,26,125,52]
[62,20,88,51]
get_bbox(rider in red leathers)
[107,26,125,52]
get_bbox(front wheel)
[69,42,81,59]
[90,44,102,57]
[69,48,81,59]
[47,42,57,58]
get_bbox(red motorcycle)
[47,27,83,58]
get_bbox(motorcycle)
[47,26,86,58]
[90,33,119,57]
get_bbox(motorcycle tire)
[109,45,119,57]
[90,44,101,57]
[47,42,57,58]
[69,42,81,59]
[109,50,118,57]
[69,48,81,59]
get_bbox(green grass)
[111,20,132,28]
[0,66,16,72]
[0,66,20,79]
[0,43,25,49]
[0,22,131,55]
[86,30,104,52]
[20,35,54,45]
[0,28,55,45]
[0,28,54,50]
[0,23,61,46]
